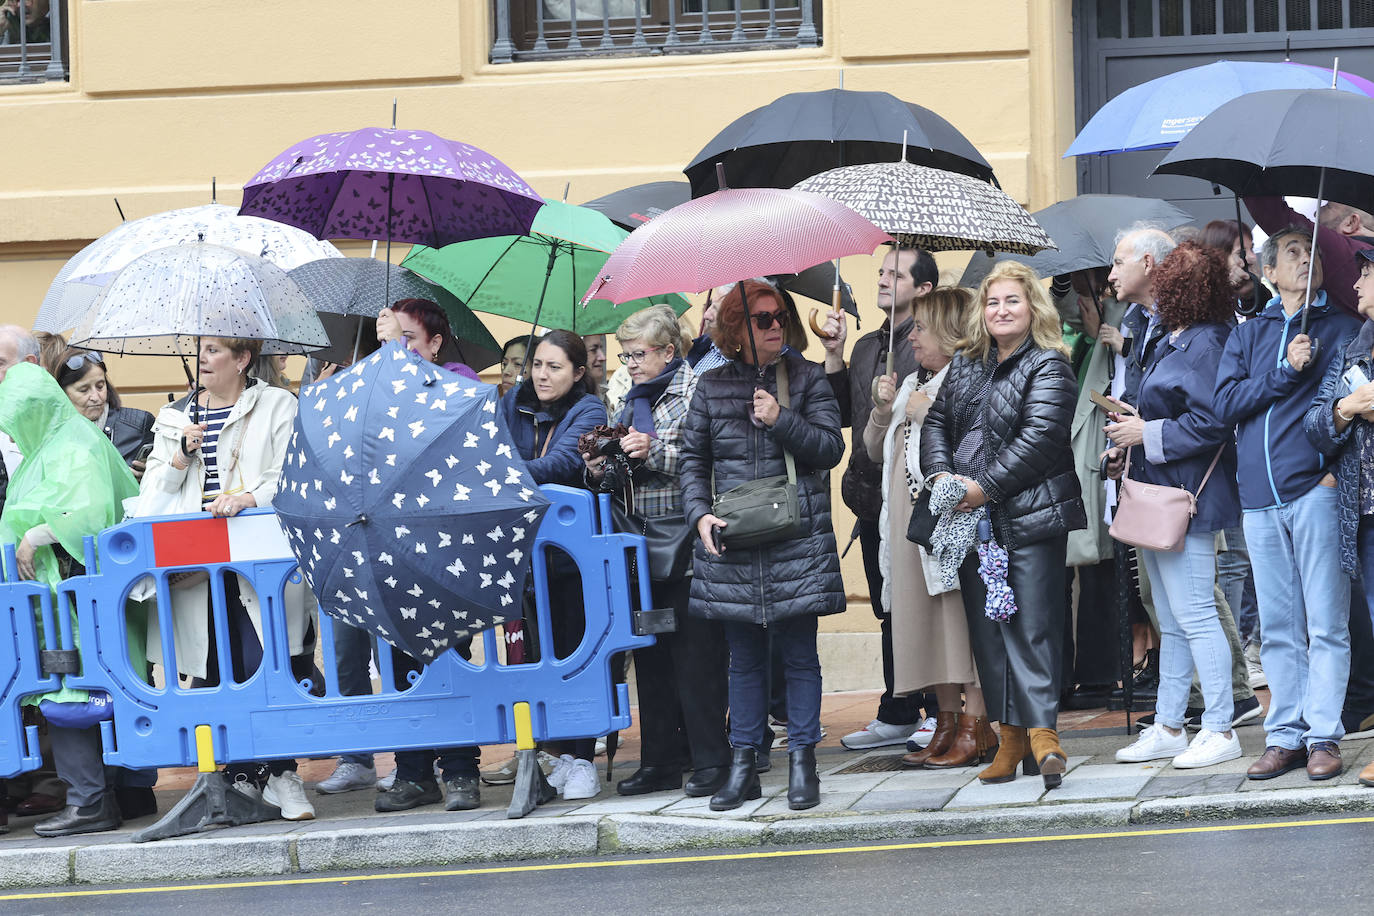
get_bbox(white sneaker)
[263,771,316,821]
[1172,728,1242,769]
[842,719,918,750]
[547,754,577,791]
[481,750,561,786]
[593,735,624,757]
[1115,723,1189,763]
[560,759,600,800]
[316,760,376,794]
[375,770,396,792]
[906,716,939,751]
[1244,643,1267,689]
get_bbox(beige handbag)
[1108,446,1224,552]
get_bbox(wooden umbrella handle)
[809,307,835,340]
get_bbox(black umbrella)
[581,181,691,231]
[1154,86,1374,336]
[958,195,1195,289]
[774,261,859,320]
[684,89,994,197]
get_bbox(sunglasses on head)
[64,351,105,372]
[749,310,788,330]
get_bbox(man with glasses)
[820,246,940,751]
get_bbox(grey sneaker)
[374,779,442,812]
[316,760,376,795]
[444,775,481,811]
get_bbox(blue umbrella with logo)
[274,340,551,661]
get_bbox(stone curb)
[5,790,1374,890]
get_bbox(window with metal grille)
[0,0,66,83]
[1091,0,1374,39]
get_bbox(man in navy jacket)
[1214,226,1361,782]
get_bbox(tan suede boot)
[977,724,1031,784]
[1028,727,1068,790]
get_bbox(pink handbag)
[1108,446,1224,552]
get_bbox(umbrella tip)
[346,515,369,528]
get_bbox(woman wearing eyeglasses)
[678,279,845,812]
[53,349,155,481]
[582,305,730,800]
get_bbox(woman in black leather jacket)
[680,280,845,813]
[921,261,1085,789]
[54,349,155,481]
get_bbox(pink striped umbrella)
[580,187,892,305]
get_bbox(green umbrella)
[401,199,689,339]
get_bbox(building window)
[1091,0,1374,39]
[491,0,820,63]
[0,0,67,84]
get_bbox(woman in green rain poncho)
[0,362,142,838]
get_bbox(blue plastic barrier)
[0,549,62,778]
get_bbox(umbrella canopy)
[275,341,552,661]
[685,89,994,196]
[35,204,342,334]
[958,194,1195,288]
[1065,60,1374,157]
[69,242,329,356]
[240,127,544,248]
[794,161,1056,256]
[582,187,892,305]
[776,261,859,319]
[1153,88,1374,213]
[581,181,692,230]
[403,199,690,335]
[288,258,501,369]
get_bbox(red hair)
[1150,242,1235,331]
[710,281,787,357]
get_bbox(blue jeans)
[1217,525,1260,645]
[333,622,377,768]
[1141,531,1234,733]
[722,616,822,751]
[1243,484,1350,748]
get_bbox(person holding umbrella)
[920,261,1086,789]
[1215,227,1360,781]
[1246,196,1372,319]
[498,329,608,800]
[140,336,319,821]
[679,279,846,812]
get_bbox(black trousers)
[858,518,931,724]
[1063,558,1123,687]
[959,534,1068,729]
[632,577,730,771]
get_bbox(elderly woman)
[0,363,140,837]
[1107,243,1244,769]
[680,279,845,812]
[865,287,995,769]
[500,329,608,799]
[921,261,1086,789]
[583,306,729,799]
[52,349,155,479]
[141,336,315,820]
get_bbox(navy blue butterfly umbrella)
[275,340,551,661]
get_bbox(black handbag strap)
[712,359,796,498]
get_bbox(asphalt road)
[7,815,1373,915]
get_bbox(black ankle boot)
[709,747,761,812]
[787,746,820,810]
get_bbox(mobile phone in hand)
[711,527,724,555]
[1088,389,1123,413]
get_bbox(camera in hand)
[578,423,643,495]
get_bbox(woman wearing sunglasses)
[678,279,845,812]
[52,349,155,481]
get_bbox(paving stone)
[849,788,957,812]
[769,802,1136,845]
[874,770,978,790]
[755,791,862,817]
[0,845,73,888]
[1136,773,1245,799]
[568,794,680,816]
[660,795,769,819]
[604,814,767,852]
[812,774,894,793]
[294,817,600,871]
[945,775,1046,808]
[1047,764,1160,801]
[76,835,291,885]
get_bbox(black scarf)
[619,359,682,437]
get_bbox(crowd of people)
[5,191,1374,839]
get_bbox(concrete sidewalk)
[4,690,1374,889]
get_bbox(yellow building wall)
[0,0,1078,689]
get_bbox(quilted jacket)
[1303,320,1374,580]
[921,339,1086,550]
[679,352,846,625]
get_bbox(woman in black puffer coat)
[921,261,1086,791]
[680,280,845,813]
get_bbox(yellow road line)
[5,813,1373,902]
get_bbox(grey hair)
[615,304,685,357]
[0,325,39,361]
[1259,224,1314,271]
[1114,223,1177,264]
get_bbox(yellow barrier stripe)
[4,813,1372,902]
[513,702,535,751]
[194,725,216,774]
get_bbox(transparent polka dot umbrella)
[70,241,330,357]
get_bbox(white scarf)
[876,364,955,610]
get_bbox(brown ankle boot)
[1028,727,1068,790]
[902,712,957,768]
[978,724,1031,784]
[925,715,999,768]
